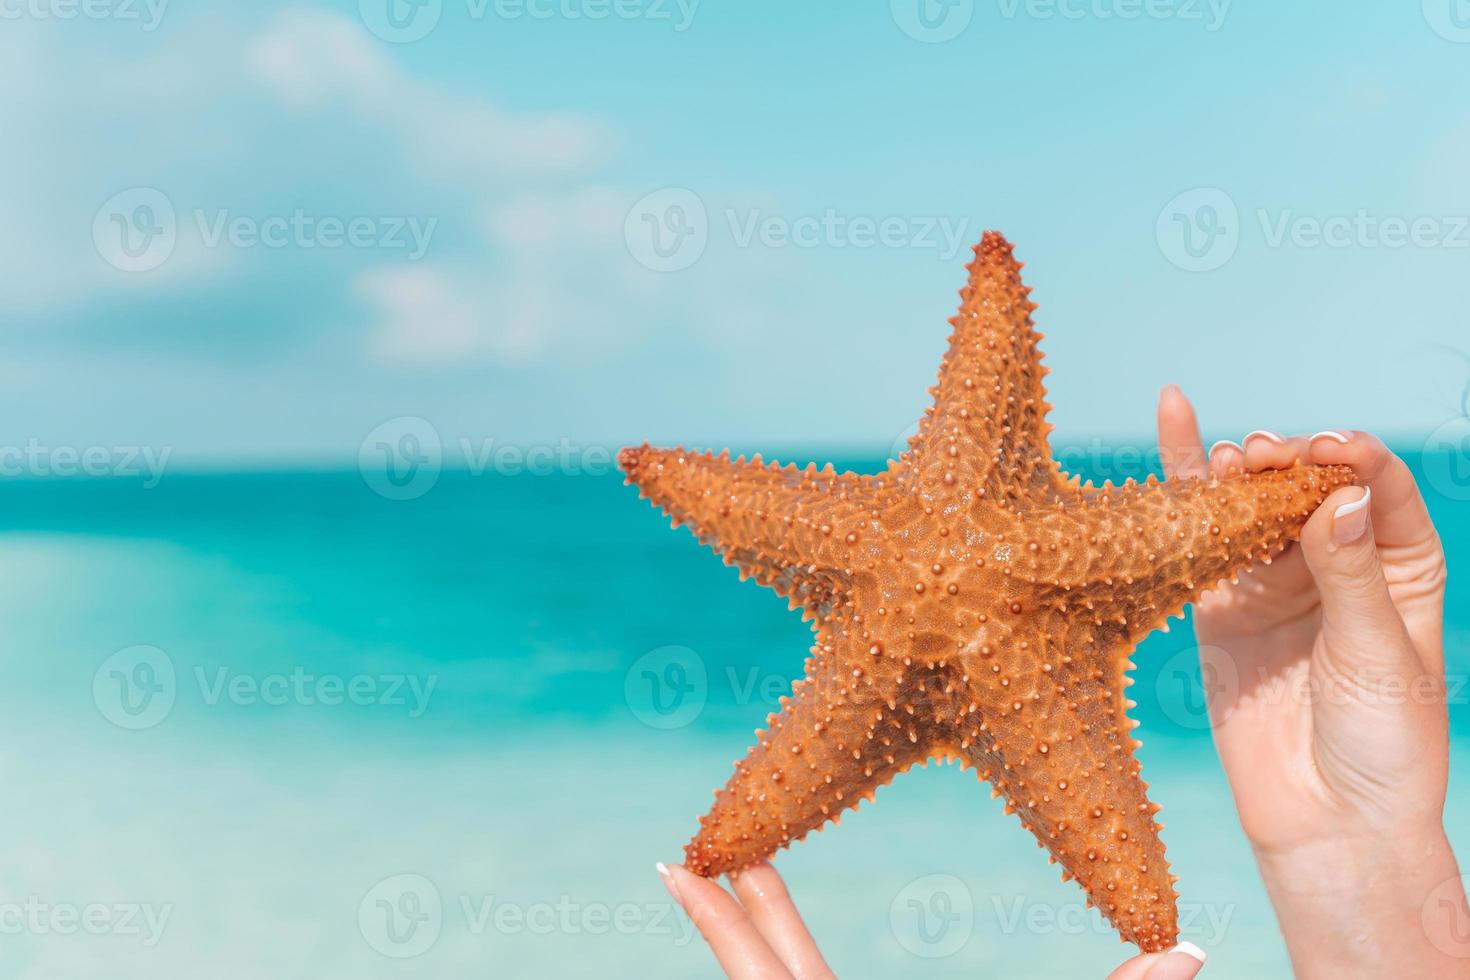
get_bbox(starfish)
[618,232,1354,952]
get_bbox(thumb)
[1298,486,1414,672]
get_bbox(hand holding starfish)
[656,860,1207,980]
[1157,389,1469,978]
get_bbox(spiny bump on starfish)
[619,231,1355,953]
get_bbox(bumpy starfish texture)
[619,232,1354,952]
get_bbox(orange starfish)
[619,232,1354,952]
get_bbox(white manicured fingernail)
[1208,440,1243,457]
[1243,430,1286,445]
[1310,430,1350,444]
[1172,941,1208,963]
[1331,486,1371,548]
[656,862,681,903]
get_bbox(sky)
[3,0,1470,466]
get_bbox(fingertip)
[729,861,784,902]
[665,863,719,905]
[1207,440,1244,476]
[1157,385,1208,479]
[1174,941,1208,965]
[1302,484,1370,543]
[1241,430,1307,471]
[1107,952,1166,980]
[1328,485,1372,551]
[1143,941,1208,979]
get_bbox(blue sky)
[3,1,1469,463]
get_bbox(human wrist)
[1252,826,1469,977]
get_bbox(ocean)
[0,449,1464,979]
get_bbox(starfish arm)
[619,445,878,615]
[685,626,937,876]
[1020,463,1357,635]
[900,232,1066,502]
[950,618,1179,952]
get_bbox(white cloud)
[0,8,614,321]
[355,187,662,366]
[247,9,611,177]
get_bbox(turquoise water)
[0,452,1465,978]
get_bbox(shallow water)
[0,451,1464,978]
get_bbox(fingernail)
[1173,942,1207,964]
[1208,440,1243,458]
[1161,383,1183,399]
[1146,941,1208,979]
[656,862,682,904]
[1331,487,1371,548]
[1243,430,1286,446]
[1310,430,1350,445]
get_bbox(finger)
[729,863,835,980]
[1305,430,1437,550]
[659,863,793,980]
[1106,942,1207,980]
[1145,942,1208,979]
[1240,429,1309,472]
[1107,953,1166,979]
[1157,385,1209,479]
[1297,486,1417,675]
[1206,439,1244,478]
